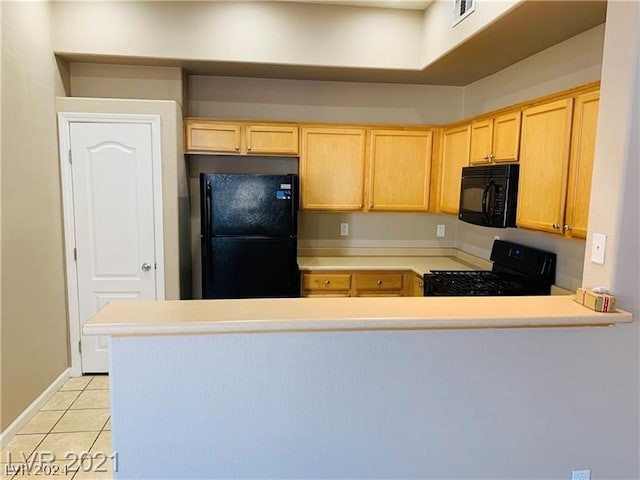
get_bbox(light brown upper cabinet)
[300,127,367,211]
[367,130,433,212]
[517,98,574,234]
[469,111,522,165]
[564,91,600,239]
[439,124,471,215]
[185,119,299,155]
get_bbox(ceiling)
[61,1,606,86]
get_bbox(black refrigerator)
[200,173,300,299]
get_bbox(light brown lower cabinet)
[411,273,424,296]
[302,271,423,297]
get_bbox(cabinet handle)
[247,145,252,151]
[234,145,240,151]
[418,282,423,288]
[324,280,331,286]
[483,155,488,160]
[552,223,561,230]
[564,225,572,233]
[489,153,495,160]
[377,280,383,286]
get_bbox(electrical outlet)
[437,224,445,237]
[571,469,591,480]
[591,233,606,265]
[340,223,349,236]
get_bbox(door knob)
[141,263,152,272]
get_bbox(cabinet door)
[565,91,599,239]
[412,274,424,296]
[492,110,521,163]
[439,125,470,215]
[300,128,366,211]
[469,119,493,165]
[185,121,241,153]
[368,130,432,211]
[517,98,574,234]
[245,125,299,155]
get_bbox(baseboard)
[0,368,71,449]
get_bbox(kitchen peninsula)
[86,296,630,479]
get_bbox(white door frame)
[58,112,165,376]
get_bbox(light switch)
[591,233,606,265]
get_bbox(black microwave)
[458,164,519,228]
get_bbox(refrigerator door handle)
[290,173,299,234]
[204,182,212,239]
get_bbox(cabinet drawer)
[303,273,351,291]
[353,273,403,291]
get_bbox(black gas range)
[423,240,557,296]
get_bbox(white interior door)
[68,121,161,373]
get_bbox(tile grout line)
[26,378,93,460]
[4,376,109,480]
[12,377,106,461]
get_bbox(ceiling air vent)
[453,0,475,26]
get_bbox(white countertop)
[298,255,479,275]
[84,296,632,337]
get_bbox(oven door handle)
[481,181,493,224]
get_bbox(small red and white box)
[573,288,617,312]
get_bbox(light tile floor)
[1,376,113,480]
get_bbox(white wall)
[70,63,184,106]
[52,1,423,69]
[1,0,70,431]
[188,75,463,124]
[111,328,639,479]
[582,1,640,309]
[463,24,604,116]
[420,0,521,66]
